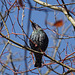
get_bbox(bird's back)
[29,29,48,52]
[29,20,49,67]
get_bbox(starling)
[29,20,49,67]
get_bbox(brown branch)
[52,2,75,6]
[62,69,75,75]
[33,0,62,11]
[0,33,75,70]
[33,0,75,29]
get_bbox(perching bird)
[29,20,49,67]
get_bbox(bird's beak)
[30,20,33,23]
[30,20,36,30]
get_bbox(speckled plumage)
[29,20,48,67]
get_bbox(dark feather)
[29,20,49,67]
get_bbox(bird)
[29,20,49,67]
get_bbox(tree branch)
[33,0,75,29]
[0,33,75,70]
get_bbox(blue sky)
[0,0,75,75]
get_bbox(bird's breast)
[29,29,48,51]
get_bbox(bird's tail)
[35,60,42,67]
[34,53,42,67]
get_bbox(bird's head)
[30,20,42,31]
